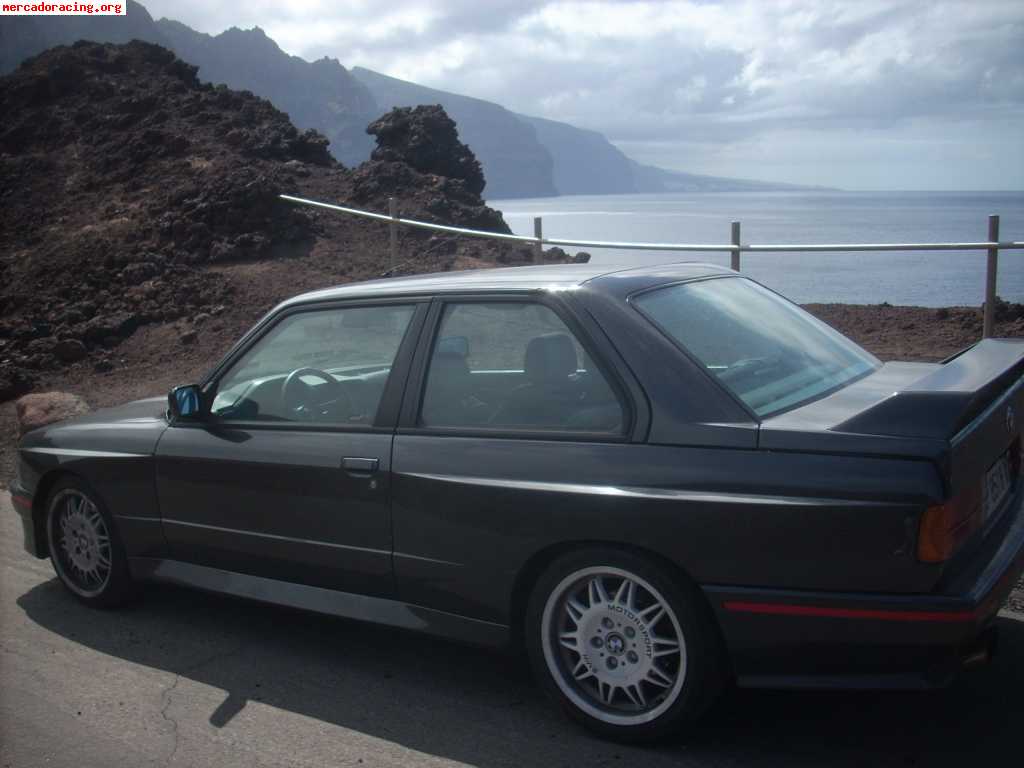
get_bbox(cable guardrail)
[279,193,1023,338]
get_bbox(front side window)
[419,301,625,434]
[633,277,879,418]
[212,304,415,424]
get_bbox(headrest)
[436,335,469,358]
[524,333,577,382]
[431,336,470,378]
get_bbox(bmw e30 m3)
[10,263,1024,741]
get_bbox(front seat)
[494,332,582,428]
[421,342,479,427]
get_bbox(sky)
[141,0,1024,190]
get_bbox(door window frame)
[398,292,646,443]
[190,297,430,433]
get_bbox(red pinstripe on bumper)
[722,600,978,623]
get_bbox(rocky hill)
[0,0,556,196]
[0,1,379,168]
[0,41,557,402]
[2,0,830,199]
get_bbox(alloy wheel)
[48,489,113,598]
[541,566,687,726]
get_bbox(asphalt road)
[2,494,1023,768]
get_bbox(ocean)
[489,191,1024,307]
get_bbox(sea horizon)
[491,190,1024,307]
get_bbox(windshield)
[633,277,880,418]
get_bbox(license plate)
[983,453,1012,525]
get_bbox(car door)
[390,295,645,623]
[155,299,426,597]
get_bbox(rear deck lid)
[835,339,1024,441]
[760,339,1024,461]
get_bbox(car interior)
[420,333,624,432]
[212,332,624,433]
[212,366,391,424]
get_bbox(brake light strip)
[722,600,977,623]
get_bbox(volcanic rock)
[16,391,90,436]
[352,105,512,234]
[367,105,485,195]
[53,339,88,362]
[0,41,327,391]
[0,366,37,402]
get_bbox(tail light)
[919,437,1021,563]
[918,482,982,563]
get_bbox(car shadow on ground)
[17,578,1024,768]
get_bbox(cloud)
[140,0,1024,189]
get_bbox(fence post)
[533,216,543,263]
[730,221,741,271]
[983,214,1000,339]
[388,197,398,272]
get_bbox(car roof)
[281,261,734,307]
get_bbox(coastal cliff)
[1,0,828,199]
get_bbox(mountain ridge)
[347,68,836,196]
[0,0,833,197]
[154,18,379,167]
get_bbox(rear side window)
[419,302,625,434]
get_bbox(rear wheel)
[45,478,137,607]
[526,548,723,742]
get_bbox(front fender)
[16,397,171,559]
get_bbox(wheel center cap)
[606,633,626,655]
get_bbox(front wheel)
[45,477,137,608]
[526,548,724,742]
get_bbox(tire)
[45,476,138,608]
[525,547,724,743]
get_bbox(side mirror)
[168,384,202,420]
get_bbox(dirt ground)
[806,302,1024,361]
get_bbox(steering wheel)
[281,367,352,421]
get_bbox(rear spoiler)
[836,339,1024,440]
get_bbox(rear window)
[633,277,879,417]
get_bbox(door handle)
[341,457,379,473]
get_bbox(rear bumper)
[704,488,1024,690]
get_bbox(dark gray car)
[11,263,1024,742]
